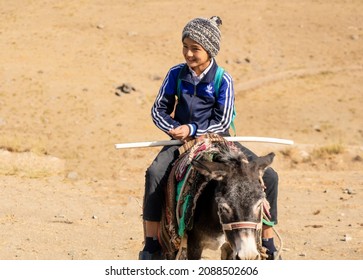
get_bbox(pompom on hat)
[182,16,222,58]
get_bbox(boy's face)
[182,37,211,75]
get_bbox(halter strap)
[222,221,260,231]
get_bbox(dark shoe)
[267,251,282,260]
[138,250,164,260]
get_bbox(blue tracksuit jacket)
[151,61,234,137]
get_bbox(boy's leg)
[140,145,180,259]
[261,167,280,259]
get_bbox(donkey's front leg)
[187,231,204,260]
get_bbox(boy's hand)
[168,125,191,142]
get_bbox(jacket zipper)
[189,84,197,123]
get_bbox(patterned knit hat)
[182,16,222,58]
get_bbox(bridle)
[220,202,270,259]
[221,202,264,232]
[222,221,261,231]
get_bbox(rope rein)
[262,212,283,260]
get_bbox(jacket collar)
[179,59,219,84]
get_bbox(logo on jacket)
[205,84,214,94]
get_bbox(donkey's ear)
[251,152,275,171]
[260,152,275,169]
[191,159,228,181]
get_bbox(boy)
[140,16,279,260]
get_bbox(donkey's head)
[192,149,275,260]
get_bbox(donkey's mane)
[212,144,248,166]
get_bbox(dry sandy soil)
[0,0,362,260]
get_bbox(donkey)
[185,148,275,260]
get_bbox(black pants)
[143,143,279,224]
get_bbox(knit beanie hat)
[182,16,222,58]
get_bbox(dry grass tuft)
[311,143,345,159]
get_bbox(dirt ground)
[0,0,362,260]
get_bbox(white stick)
[115,136,294,149]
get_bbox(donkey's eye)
[219,202,233,217]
